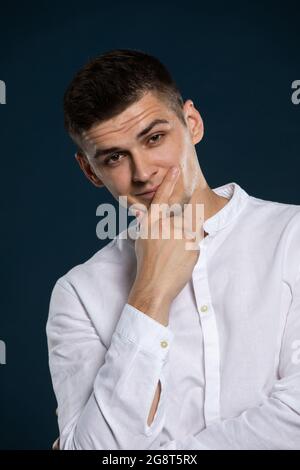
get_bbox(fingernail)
[171,166,179,176]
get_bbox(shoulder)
[245,192,300,285]
[52,226,136,296]
[243,190,300,233]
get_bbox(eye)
[148,133,164,144]
[104,153,124,166]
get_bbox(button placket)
[192,239,221,426]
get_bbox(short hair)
[63,48,186,140]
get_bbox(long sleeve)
[46,279,174,450]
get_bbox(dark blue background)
[0,0,299,449]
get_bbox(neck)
[186,174,230,237]
[195,184,229,221]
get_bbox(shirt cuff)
[115,303,174,360]
[156,434,210,450]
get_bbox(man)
[46,49,300,450]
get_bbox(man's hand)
[128,166,202,326]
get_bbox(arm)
[127,287,172,427]
[47,167,201,450]
[148,381,161,427]
[46,278,174,450]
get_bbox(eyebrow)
[93,118,170,159]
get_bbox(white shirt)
[46,182,300,450]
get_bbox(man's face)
[75,91,204,211]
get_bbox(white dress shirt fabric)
[46,182,300,450]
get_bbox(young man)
[46,49,300,450]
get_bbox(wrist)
[128,284,171,326]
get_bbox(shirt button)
[160,340,168,348]
[200,304,209,313]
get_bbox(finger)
[128,201,148,217]
[151,166,179,206]
[125,195,148,218]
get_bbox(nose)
[131,154,158,183]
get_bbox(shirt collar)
[203,182,249,235]
[125,181,249,243]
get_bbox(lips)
[135,184,160,196]
[137,190,157,200]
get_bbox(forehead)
[81,92,176,147]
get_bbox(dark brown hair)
[63,48,186,139]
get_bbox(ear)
[183,99,204,145]
[75,152,104,188]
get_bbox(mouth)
[135,184,160,200]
